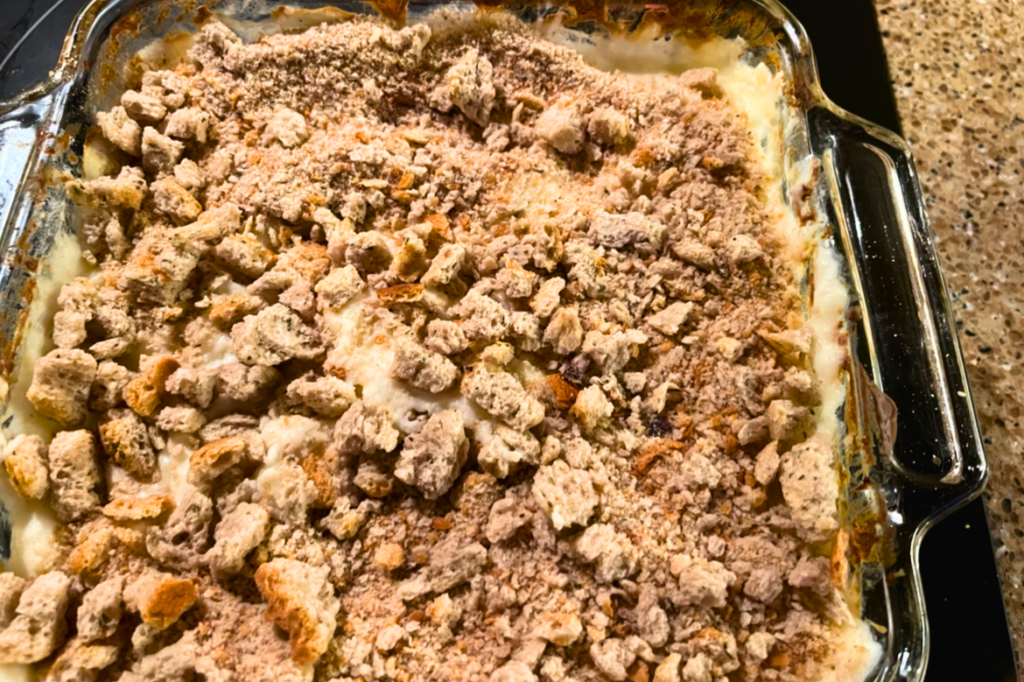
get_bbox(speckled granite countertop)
[875,0,1024,666]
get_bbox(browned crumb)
[102,494,175,521]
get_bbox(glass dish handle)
[811,106,988,682]
[811,106,987,500]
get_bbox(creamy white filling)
[324,293,491,434]
[818,620,885,682]
[198,327,239,370]
[0,232,86,579]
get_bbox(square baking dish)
[0,1,987,680]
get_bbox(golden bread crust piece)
[102,494,175,521]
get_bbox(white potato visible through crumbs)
[0,10,861,682]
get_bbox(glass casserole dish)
[0,1,987,681]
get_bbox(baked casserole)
[0,7,883,682]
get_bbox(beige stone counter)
[875,0,1024,668]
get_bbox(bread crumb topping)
[0,10,878,682]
